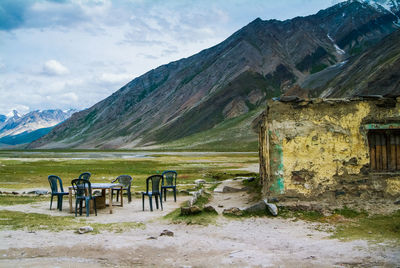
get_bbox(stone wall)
[259,97,400,203]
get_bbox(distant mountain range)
[30,0,400,150]
[0,109,75,147]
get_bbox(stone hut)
[256,96,400,207]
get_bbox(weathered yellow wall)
[261,98,400,200]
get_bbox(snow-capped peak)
[358,0,400,26]
[0,108,77,138]
[6,110,21,120]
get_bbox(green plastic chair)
[161,170,177,202]
[71,178,97,217]
[78,172,91,180]
[48,175,69,211]
[111,175,133,203]
[141,175,163,211]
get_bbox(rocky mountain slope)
[30,0,400,150]
[301,28,400,97]
[0,109,75,146]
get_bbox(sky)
[0,0,343,116]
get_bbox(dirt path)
[0,180,399,267]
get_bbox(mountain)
[30,0,400,150]
[300,28,400,97]
[0,114,6,124]
[0,109,76,146]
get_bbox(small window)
[368,130,400,171]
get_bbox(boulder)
[203,205,217,214]
[78,226,93,234]
[244,201,267,213]
[195,179,206,185]
[180,206,202,216]
[223,207,243,216]
[160,230,174,237]
[264,199,278,216]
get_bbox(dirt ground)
[0,180,399,267]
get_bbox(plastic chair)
[48,175,69,211]
[71,178,97,217]
[78,172,91,180]
[141,175,163,211]
[111,175,133,203]
[161,170,177,202]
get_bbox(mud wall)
[259,98,400,202]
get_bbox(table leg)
[109,188,113,214]
[69,188,73,213]
[120,186,123,207]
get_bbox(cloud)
[61,92,78,103]
[42,60,69,76]
[98,73,132,84]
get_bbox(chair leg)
[128,190,131,203]
[174,188,176,202]
[163,188,166,201]
[79,200,83,216]
[59,196,63,211]
[116,189,120,202]
[50,195,54,210]
[86,199,90,217]
[75,200,78,217]
[142,194,145,211]
[155,195,159,209]
[149,195,153,211]
[160,194,163,210]
[56,196,60,210]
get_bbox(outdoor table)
[68,183,123,214]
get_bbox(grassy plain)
[0,150,258,191]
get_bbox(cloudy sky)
[0,0,342,116]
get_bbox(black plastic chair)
[161,170,177,202]
[71,178,97,217]
[111,175,133,203]
[141,175,163,211]
[78,172,91,180]
[48,175,69,211]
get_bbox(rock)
[147,236,157,240]
[203,206,217,214]
[394,200,400,205]
[218,204,224,208]
[160,230,174,237]
[264,199,278,216]
[180,206,202,216]
[78,226,93,234]
[195,179,206,185]
[244,201,267,213]
[223,207,243,216]
[222,186,247,193]
[35,190,48,195]
[242,177,255,182]
[189,189,204,206]
[12,191,19,195]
